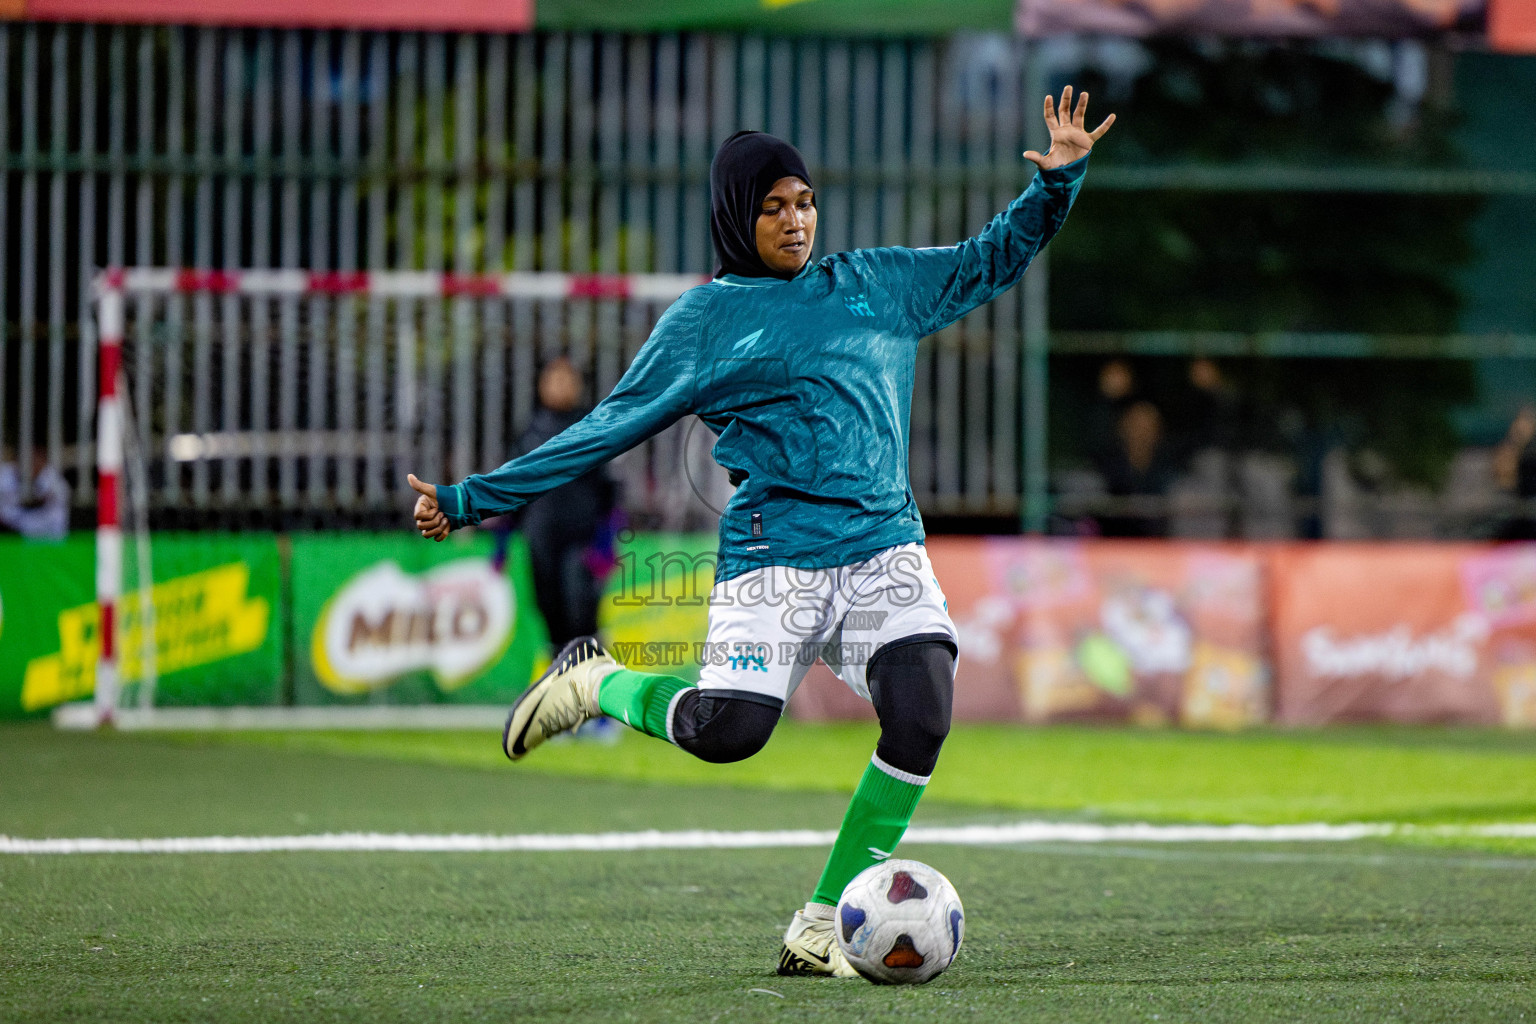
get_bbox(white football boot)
[777,903,860,978]
[502,637,617,761]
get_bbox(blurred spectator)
[1494,405,1536,540]
[1185,357,1241,456]
[1087,358,1138,470]
[1279,408,1336,541]
[491,358,619,649]
[1174,358,1242,536]
[1097,400,1179,538]
[0,447,70,540]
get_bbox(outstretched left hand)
[1024,85,1115,172]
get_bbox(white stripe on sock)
[871,752,931,787]
[663,686,690,746]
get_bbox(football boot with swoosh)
[777,903,860,978]
[502,637,616,761]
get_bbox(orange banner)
[961,539,1268,727]
[23,0,530,30]
[1271,543,1536,726]
[795,538,1270,727]
[1017,0,1484,36]
[792,538,1536,727]
[1491,0,1536,51]
[0,0,25,18]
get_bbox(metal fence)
[0,24,1059,527]
[8,24,1531,535]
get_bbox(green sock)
[811,755,929,906]
[597,669,694,742]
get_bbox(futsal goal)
[81,267,705,728]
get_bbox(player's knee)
[906,709,953,760]
[673,693,780,764]
[870,638,955,778]
[876,714,950,778]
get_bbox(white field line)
[4,821,1536,855]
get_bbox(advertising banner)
[537,0,1011,34]
[955,538,1267,726]
[1017,0,1485,38]
[1271,543,1536,726]
[6,0,1507,41]
[1491,0,1536,51]
[791,537,1270,726]
[289,532,548,706]
[598,532,718,685]
[0,533,282,718]
[9,531,1536,725]
[10,0,531,30]
[0,538,92,718]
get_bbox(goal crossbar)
[98,268,708,302]
[89,267,707,725]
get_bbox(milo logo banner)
[0,534,282,718]
[290,534,547,705]
[1270,543,1536,727]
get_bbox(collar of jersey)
[716,263,814,288]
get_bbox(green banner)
[536,0,1011,34]
[0,529,715,717]
[0,537,92,718]
[290,532,549,706]
[598,533,718,684]
[0,533,283,718]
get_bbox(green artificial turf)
[194,720,1536,825]
[3,725,1536,1022]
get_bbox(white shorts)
[694,543,957,710]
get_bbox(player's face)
[755,176,816,275]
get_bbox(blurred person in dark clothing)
[1185,357,1240,455]
[1494,405,1536,540]
[1097,400,1178,537]
[1179,357,1241,536]
[492,358,619,648]
[1086,358,1138,469]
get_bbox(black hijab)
[709,131,815,280]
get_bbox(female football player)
[408,86,1113,977]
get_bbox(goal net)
[81,267,705,728]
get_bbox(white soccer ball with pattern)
[835,858,964,984]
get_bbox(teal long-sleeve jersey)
[436,155,1088,582]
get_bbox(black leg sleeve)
[868,637,955,778]
[671,692,781,764]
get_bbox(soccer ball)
[835,859,964,984]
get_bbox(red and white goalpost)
[89,267,707,727]
[93,279,127,726]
